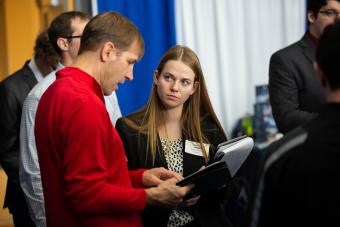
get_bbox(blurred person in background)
[0,30,59,227]
[269,0,340,134]
[19,11,90,227]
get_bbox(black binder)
[176,160,231,198]
[176,135,254,198]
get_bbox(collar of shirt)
[28,58,44,82]
[56,62,64,71]
[307,31,319,46]
[56,67,105,104]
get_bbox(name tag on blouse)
[185,140,210,157]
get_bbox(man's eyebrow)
[129,59,137,64]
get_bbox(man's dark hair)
[307,0,340,16]
[34,30,60,69]
[308,0,328,15]
[48,11,90,55]
[316,21,340,90]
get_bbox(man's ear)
[57,37,69,52]
[307,10,316,24]
[153,70,159,85]
[101,41,116,62]
[314,62,327,88]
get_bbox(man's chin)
[112,84,118,91]
[103,89,114,96]
[103,85,118,96]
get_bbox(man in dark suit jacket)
[0,31,59,227]
[252,20,340,227]
[269,0,340,134]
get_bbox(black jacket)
[116,115,234,227]
[269,32,326,134]
[253,103,340,227]
[0,60,37,212]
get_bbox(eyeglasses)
[318,9,340,19]
[65,35,82,39]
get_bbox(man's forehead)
[71,17,89,33]
[122,50,139,62]
[127,41,144,61]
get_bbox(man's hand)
[142,167,183,187]
[145,178,197,208]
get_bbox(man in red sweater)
[35,12,194,227]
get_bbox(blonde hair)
[125,45,226,164]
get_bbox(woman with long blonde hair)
[116,45,231,227]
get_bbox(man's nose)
[126,67,134,81]
[126,71,133,81]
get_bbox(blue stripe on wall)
[97,0,177,115]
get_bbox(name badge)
[185,140,210,157]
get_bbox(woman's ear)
[154,70,159,85]
[190,81,199,95]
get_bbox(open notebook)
[177,135,254,197]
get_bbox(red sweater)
[35,67,146,227]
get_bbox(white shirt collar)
[28,58,44,82]
[55,62,64,70]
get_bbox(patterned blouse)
[160,138,195,227]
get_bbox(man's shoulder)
[270,34,310,60]
[264,126,308,171]
[27,71,57,101]
[0,62,32,89]
[272,40,304,59]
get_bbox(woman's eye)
[181,80,190,86]
[163,75,171,80]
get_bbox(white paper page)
[215,137,254,177]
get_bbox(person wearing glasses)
[18,11,91,227]
[268,0,340,134]
[0,30,60,227]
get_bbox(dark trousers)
[6,184,35,227]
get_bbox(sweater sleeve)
[129,169,147,188]
[61,100,146,214]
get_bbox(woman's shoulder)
[200,115,220,131]
[116,111,146,134]
[200,115,227,145]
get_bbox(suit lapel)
[300,33,317,64]
[22,60,38,88]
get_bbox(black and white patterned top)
[160,138,195,227]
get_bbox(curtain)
[175,0,306,134]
